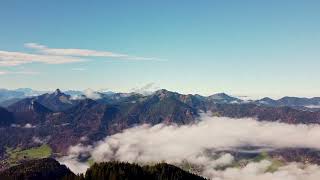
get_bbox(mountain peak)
[209,93,231,99]
[8,98,52,114]
[208,93,242,104]
[54,89,62,96]
[153,89,178,98]
[155,89,170,94]
[260,97,275,101]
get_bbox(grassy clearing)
[87,158,95,166]
[222,152,284,172]
[5,144,52,166]
[265,158,284,173]
[253,152,284,172]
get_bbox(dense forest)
[0,158,206,180]
[0,158,74,180]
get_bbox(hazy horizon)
[1,85,320,100]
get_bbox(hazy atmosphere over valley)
[1,1,320,180]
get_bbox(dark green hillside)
[0,159,206,180]
[85,161,206,180]
[0,158,75,180]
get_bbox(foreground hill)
[0,158,74,180]
[85,161,206,180]
[0,158,206,180]
[0,107,14,126]
[7,98,52,125]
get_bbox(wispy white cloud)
[32,136,51,144]
[25,43,164,61]
[23,123,36,128]
[83,89,101,100]
[14,71,39,75]
[131,82,160,95]
[305,105,320,109]
[71,67,86,71]
[0,70,39,75]
[69,89,101,100]
[0,43,164,67]
[0,50,85,67]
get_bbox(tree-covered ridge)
[0,158,206,180]
[85,161,206,180]
[0,158,74,180]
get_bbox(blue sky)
[0,0,320,98]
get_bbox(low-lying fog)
[58,114,320,180]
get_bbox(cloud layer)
[209,160,320,180]
[90,116,320,161]
[58,115,320,179]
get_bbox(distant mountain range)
[1,88,320,110]
[255,96,320,109]
[1,88,320,172]
[0,88,47,106]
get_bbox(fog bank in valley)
[59,114,320,179]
